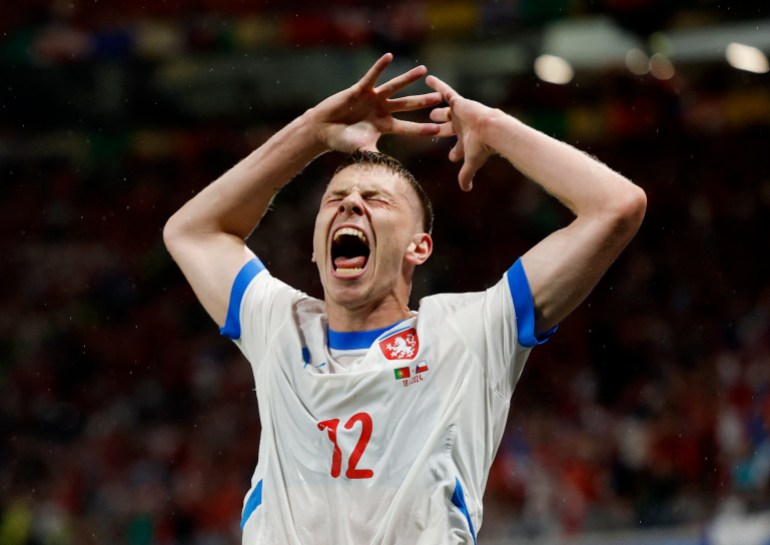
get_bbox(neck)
[326,297,411,332]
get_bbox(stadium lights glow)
[648,32,673,57]
[725,42,770,74]
[625,48,650,75]
[534,54,574,85]
[649,53,675,80]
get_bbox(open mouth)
[331,227,370,277]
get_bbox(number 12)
[317,412,374,479]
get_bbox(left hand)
[426,75,497,191]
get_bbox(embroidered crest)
[380,328,419,360]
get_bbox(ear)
[311,251,317,263]
[404,233,433,266]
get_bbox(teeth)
[333,227,368,244]
[336,267,363,276]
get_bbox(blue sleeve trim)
[506,258,557,348]
[451,478,477,545]
[240,479,263,529]
[220,258,265,340]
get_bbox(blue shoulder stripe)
[220,258,265,340]
[506,258,557,348]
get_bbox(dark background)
[1,1,769,544]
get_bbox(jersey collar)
[327,320,406,350]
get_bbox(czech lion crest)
[379,328,419,360]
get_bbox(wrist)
[286,108,329,157]
[482,108,525,153]
[478,108,507,155]
[295,109,330,157]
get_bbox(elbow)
[611,182,647,236]
[162,212,186,259]
[625,183,647,229]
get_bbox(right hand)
[307,53,442,153]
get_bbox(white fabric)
[233,269,532,545]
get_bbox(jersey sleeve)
[506,258,557,348]
[434,257,556,398]
[491,257,556,395]
[219,257,302,374]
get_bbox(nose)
[338,192,364,216]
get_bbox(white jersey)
[220,257,554,545]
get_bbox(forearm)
[486,111,646,330]
[166,111,326,242]
[427,74,645,333]
[482,110,644,220]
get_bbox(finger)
[458,149,487,191]
[425,75,460,104]
[448,141,464,163]
[432,122,456,138]
[429,107,451,122]
[388,119,442,137]
[387,92,442,112]
[375,65,428,98]
[358,53,394,89]
[457,163,476,191]
[430,108,456,138]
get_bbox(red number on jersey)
[317,418,343,478]
[344,412,374,479]
[317,412,374,479]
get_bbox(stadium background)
[1,1,769,544]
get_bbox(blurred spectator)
[3,4,770,543]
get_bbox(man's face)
[312,164,430,311]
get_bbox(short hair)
[334,150,434,234]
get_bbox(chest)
[261,322,479,439]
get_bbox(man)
[163,53,646,544]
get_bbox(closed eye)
[361,192,390,204]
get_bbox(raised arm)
[426,75,646,335]
[163,54,441,327]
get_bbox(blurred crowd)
[2,2,770,544]
[2,75,770,544]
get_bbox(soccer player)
[163,53,646,544]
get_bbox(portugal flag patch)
[394,366,411,379]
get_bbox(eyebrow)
[327,186,393,199]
